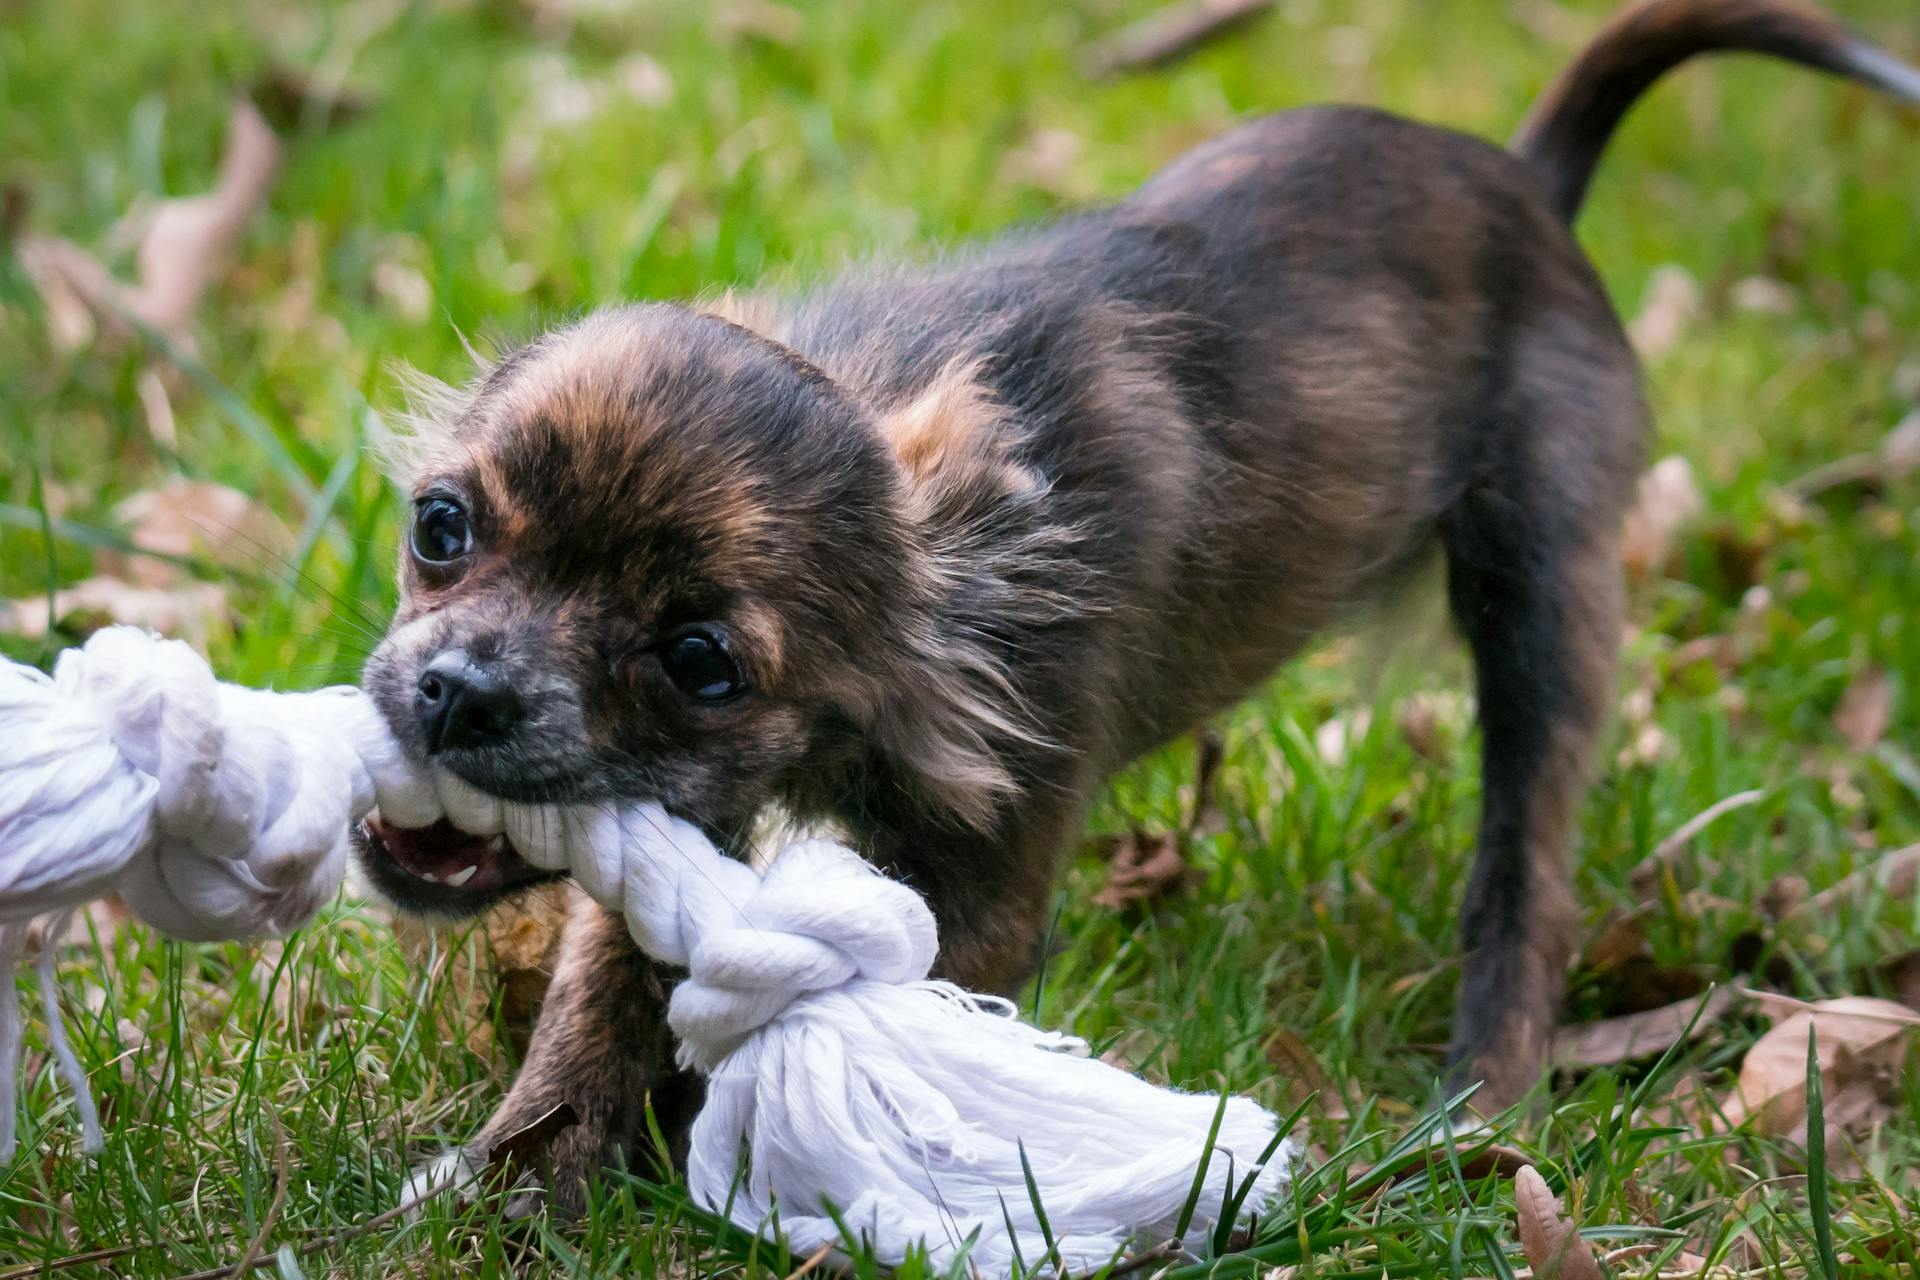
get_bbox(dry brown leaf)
[1000,128,1092,200]
[1730,275,1796,315]
[1582,909,1649,974]
[22,896,131,961]
[715,0,803,45]
[100,476,293,589]
[130,99,279,335]
[1875,949,1920,1013]
[1833,666,1893,752]
[16,236,113,351]
[1090,829,1195,912]
[3,576,229,645]
[1549,987,1741,1070]
[1785,410,1920,501]
[1795,843,1920,917]
[1512,1165,1604,1280]
[390,881,572,1057]
[1395,690,1468,764]
[22,99,278,348]
[1263,1027,1346,1119]
[1758,873,1808,920]
[1080,0,1276,77]
[1369,1138,1531,1189]
[1621,455,1704,580]
[1718,993,1919,1135]
[1313,708,1371,767]
[1627,788,1765,902]
[612,54,674,107]
[1628,264,1702,358]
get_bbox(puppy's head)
[357,304,1054,916]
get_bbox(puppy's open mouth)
[355,813,557,915]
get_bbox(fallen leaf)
[371,240,433,323]
[1582,909,1649,975]
[1795,843,1920,917]
[1833,666,1893,753]
[1621,455,1704,580]
[1874,950,1920,1013]
[1080,0,1276,77]
[1263,1027,1346,1119]
[1615,720,1667,769]
[1550,987,1741,1069]
[100,476,292,589]
[1730,275,1796,315]
[611,53,674,107]
[1512,1165,1604,1280]
[23,99,279,346]
[389,880,571,1057]
[1718,994,1919,1135]
[133,99,279,335]
[1628,264,1702,358]
[1313,708,1371,767]
[17,236,106,350]
[22,896,130,959]
[1000,128,1092,200]
[1370,1138,1530,1188]
[1395,690,1468,764]
[1090,828,1195,912]
[1627,788,1765,902]
[3,576,229,646]
[1785,409,1920,501]
[714,0,803,45]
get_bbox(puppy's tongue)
[366,815,509,888]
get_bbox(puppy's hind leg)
[1439,356,1638,1110]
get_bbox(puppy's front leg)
[429,894,701,1214]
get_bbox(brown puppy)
[356,0,1920,1209]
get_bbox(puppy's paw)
[401,1146,545,1221]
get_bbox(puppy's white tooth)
[445,865,479,888]
[418,871,440,884]
[488,835,507,853]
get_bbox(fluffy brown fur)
[351,0,1920,1210]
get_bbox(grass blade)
[1805,1025,1838,1280]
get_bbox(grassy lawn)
[4,0,1919,1274]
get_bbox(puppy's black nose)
[415,649,523,753]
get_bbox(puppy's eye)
[411,497,472,564]
[659,625,745,702]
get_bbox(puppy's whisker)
[179,510,391,643]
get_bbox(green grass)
[3,0,1919,1274]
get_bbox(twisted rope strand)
[0,627,1292,1273]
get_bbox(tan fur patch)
[879,359,1038,509]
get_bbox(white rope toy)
[1,626,1293,1273]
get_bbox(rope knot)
[667,839,938,1070]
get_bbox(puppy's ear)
[862,362,1075,829]
[375,361,482,487]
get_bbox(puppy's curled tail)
[1514,0,1920,221]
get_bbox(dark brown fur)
[355,0,1919,1208]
